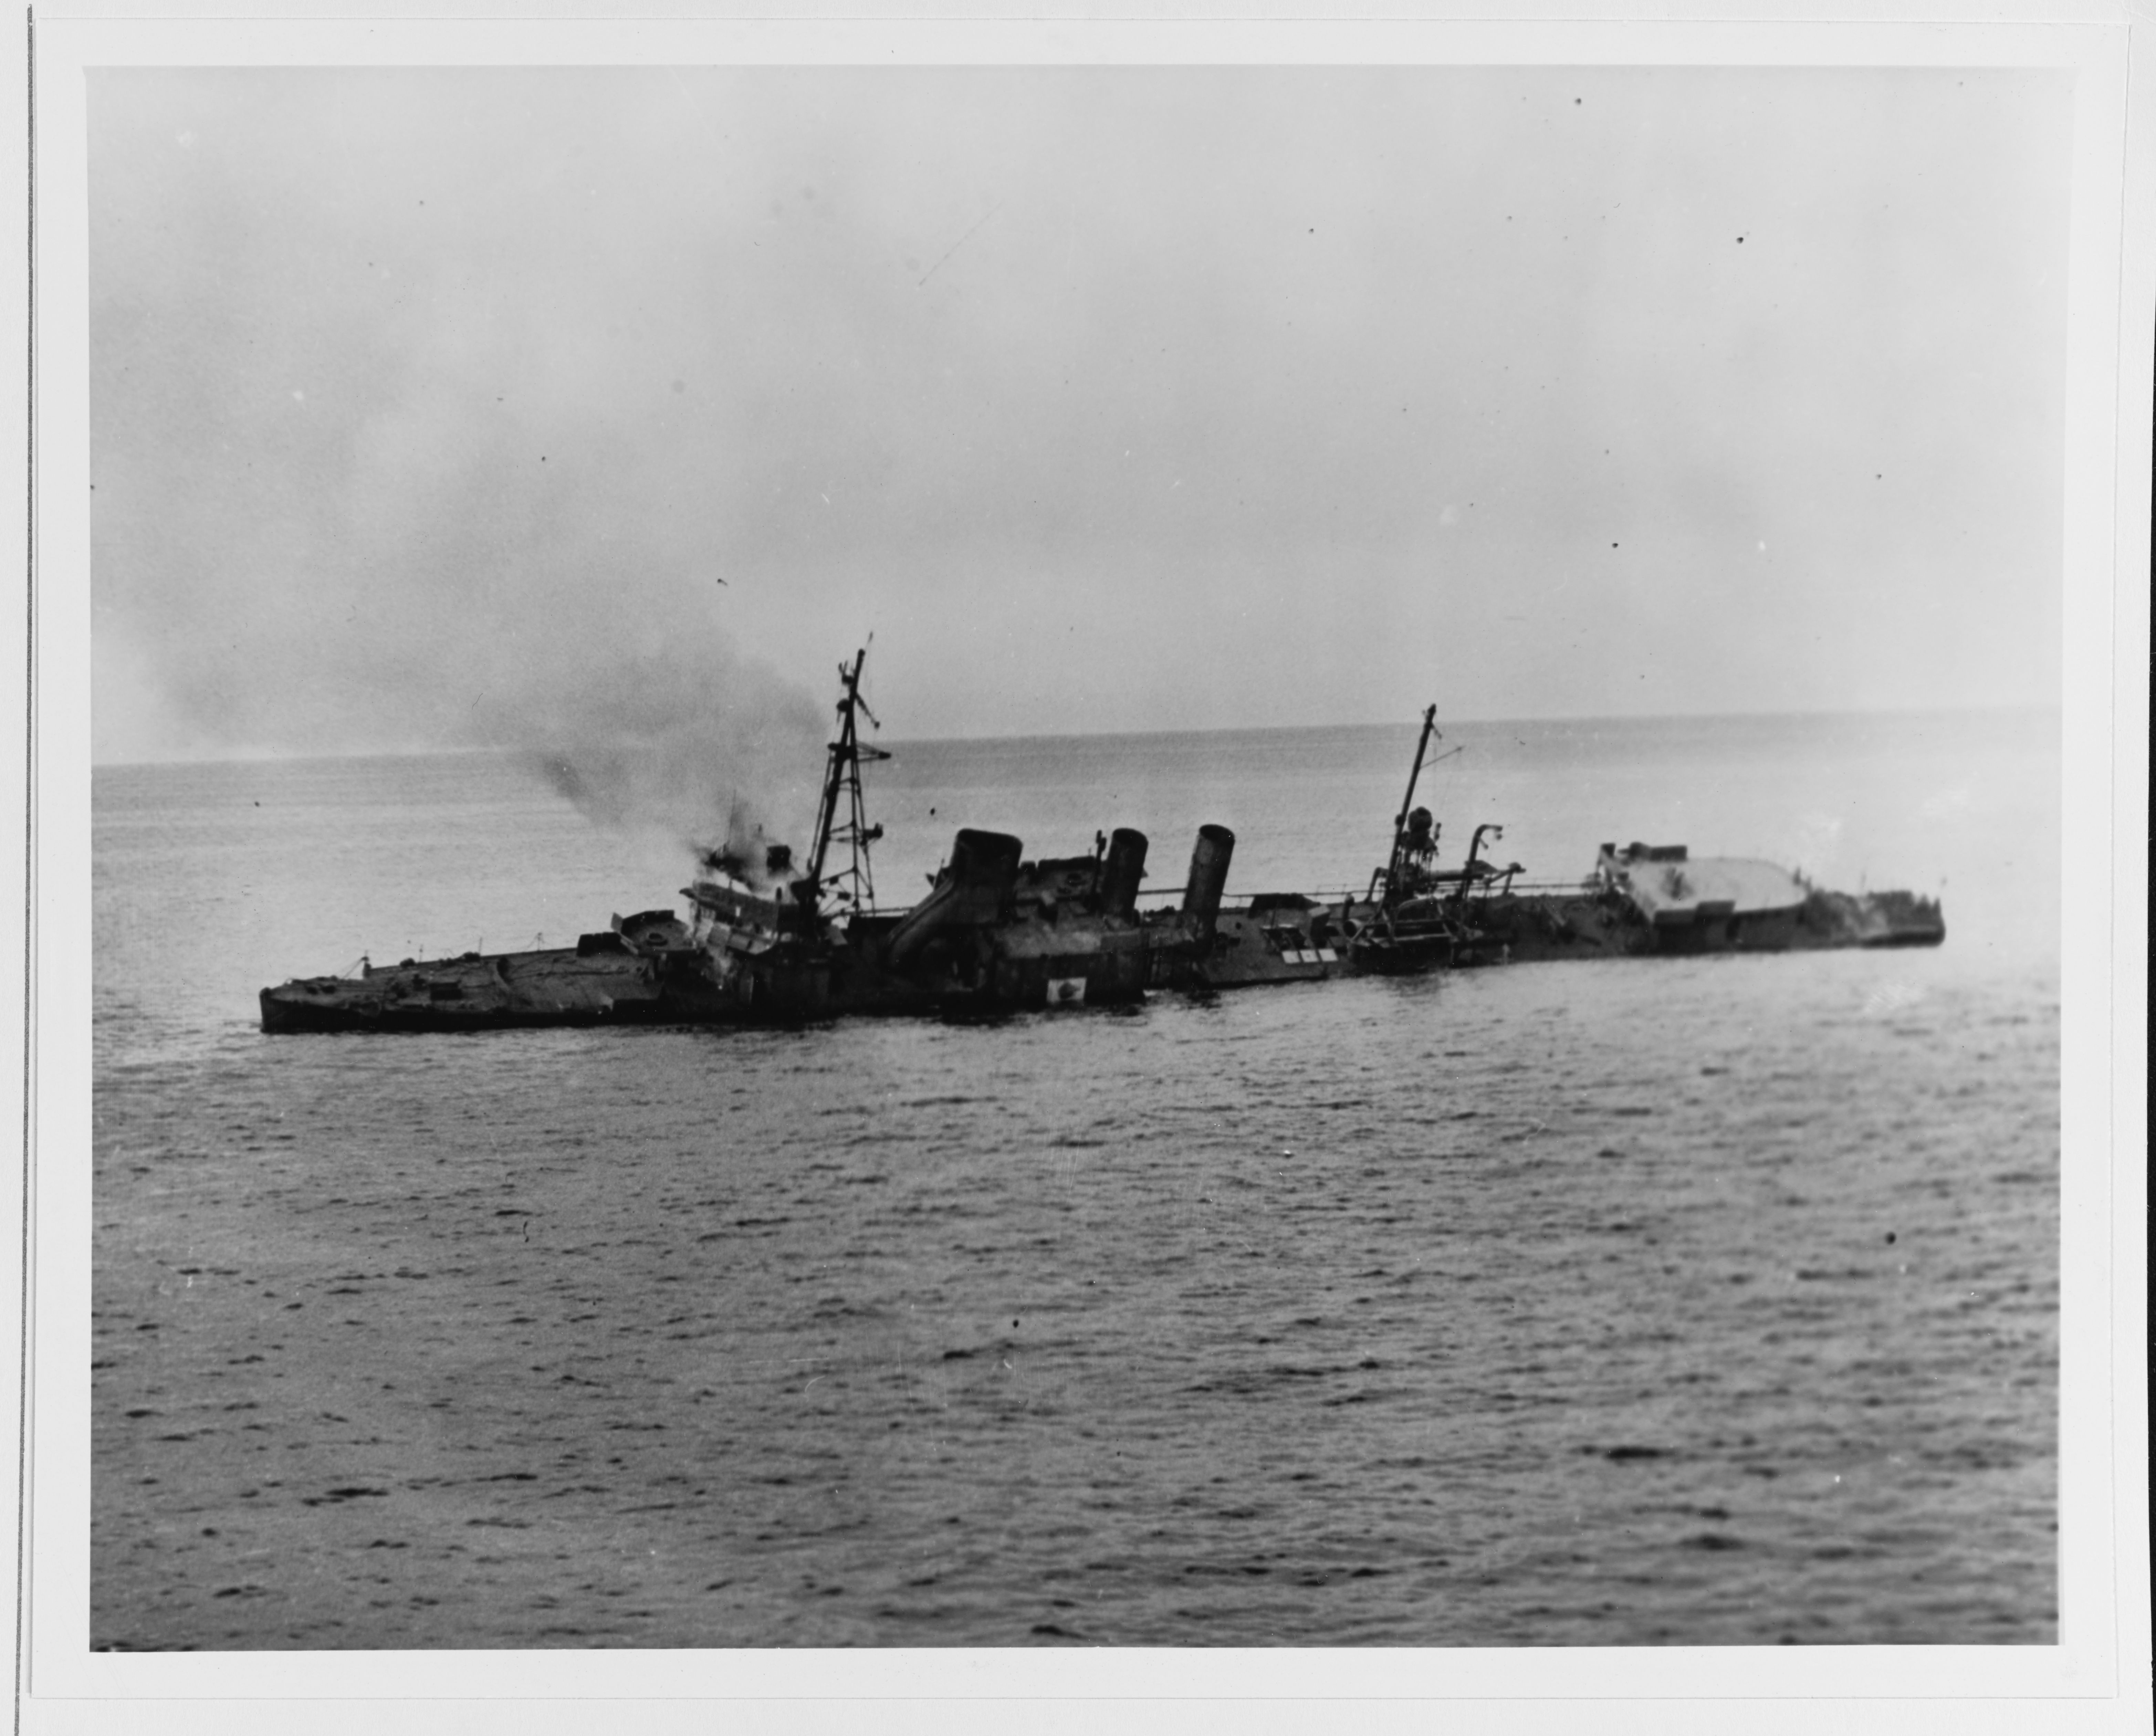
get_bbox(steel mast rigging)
[797,644,888,921]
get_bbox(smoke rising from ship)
[87,70,830,844]
[690,798,797,890]
[483,637,825,871]
[88,67,2067,762]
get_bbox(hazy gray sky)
[91,65,2069,772]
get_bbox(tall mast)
[798,646,888,918]
[1383,704,1440,900]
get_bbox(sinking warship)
[259,649,1237,1033]
[259,660,1944,1033]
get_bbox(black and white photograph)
[18,3,2152,1728]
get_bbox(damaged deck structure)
[261,664,1944,1033]
[1188,707,1943,989]
[261,650,1240,1032]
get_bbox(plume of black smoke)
[87,72,843,794]
[477,635,828,870]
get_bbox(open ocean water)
[90,709,2060,1648]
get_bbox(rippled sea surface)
[92,710,2059,1647]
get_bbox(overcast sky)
[90,65,2069,771]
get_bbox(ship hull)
[260,917,1187,1034]
[258,946,677,1034]
[1186,878,1942,988]
[255,992,671,1034]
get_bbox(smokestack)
[945,830,1023,922]
[885,829,1024,966]
[1181,824,1235,929]
[1099,827,1148,917]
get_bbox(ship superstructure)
[260,665,1942,1032]
[262,648,1238,1031]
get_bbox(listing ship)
[259,649,1236,1033]
[260,660,1943,1032]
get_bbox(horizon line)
[89,697,2061,772]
